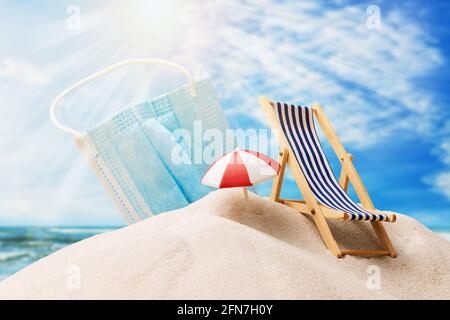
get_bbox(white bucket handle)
[50,58,196,137]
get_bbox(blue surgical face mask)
[55,75,228,224]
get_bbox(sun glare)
[106,0,192,47]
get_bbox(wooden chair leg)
[371,221,397,258]
[338,152,397,258]
[270,148,288,202]
[311,209,343,257]
[270,149,342,257]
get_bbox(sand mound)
[1,189,449,299]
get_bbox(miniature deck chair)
[259,97,397,258]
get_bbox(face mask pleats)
[84,78,228,223]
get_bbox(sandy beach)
[0,188,449,300]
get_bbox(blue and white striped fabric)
[275,102,389,221]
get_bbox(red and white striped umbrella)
[201,149,280,191]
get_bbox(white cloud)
[437,141,450,165]
[185,0,444,148]
[432,172,450,200]
[429,140,450,200]
[0,59,49,84]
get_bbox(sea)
[0,226,449,281]
[0,227,118,281]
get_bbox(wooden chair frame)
[259,96,397,258]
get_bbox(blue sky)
[0,0,449,228]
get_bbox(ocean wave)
[0,251,31,262]
[437,232,450,242]
[0,227,114,279]
[0,235,35,242]
[25,240,53,248]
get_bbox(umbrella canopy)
[202,148,280,188]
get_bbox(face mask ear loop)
[74,133,97,158]
[49,58,197,138]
